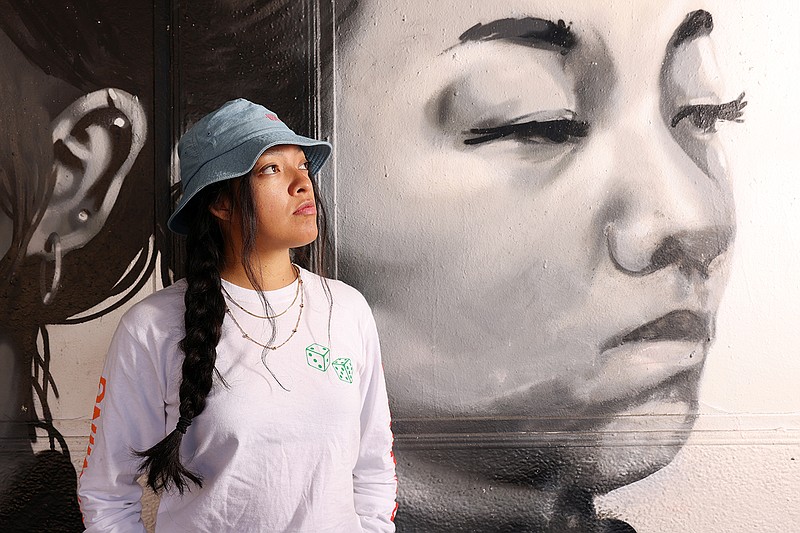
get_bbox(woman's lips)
[293,201,316,215]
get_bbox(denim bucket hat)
[167,98,332,235]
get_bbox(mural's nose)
[604,113,734,280]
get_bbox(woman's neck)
[219,249,297,291]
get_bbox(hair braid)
[135,185,228,494]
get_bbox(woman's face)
[245,145,318,253]
[335,0,738,488]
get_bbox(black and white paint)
[0,1,796,531]
[0,2,159,530]
[331,1,788,531]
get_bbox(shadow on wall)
[0,1,161,530]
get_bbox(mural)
[0,2,159,530]
[180,1,799,530]
[0,0,797,531]
[333,1,745,531]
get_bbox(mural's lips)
[395,314,712,440]
[601,309,711,353]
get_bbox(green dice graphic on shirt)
[305,343,330,372]
[332,358,353,383]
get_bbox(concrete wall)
[1,1,797,531]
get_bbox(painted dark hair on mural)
[0,1,156,528]
[0,0,156,455]
[0,0,155,299]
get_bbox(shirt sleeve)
[353,305,398,533]
[78,319,168,533]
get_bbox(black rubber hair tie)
[176,416,193,434]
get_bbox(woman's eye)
[259,164,279,175]
[464,117,589,146]
[670,92,747,133]
[299,161,310,171]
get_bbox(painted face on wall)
[335,0,742,493]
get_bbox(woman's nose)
[604,117,735,279]
[290,170,312,195]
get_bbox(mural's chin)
[395,397,697,529]
[398,414,694,490]
[570,397,699,492]
[394,377,701,496]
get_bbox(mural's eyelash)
[464,118,590,145]
[671,92,747,132]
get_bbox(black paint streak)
[459,17,576,53]
[673,10,714,48]
[465,118,589,145]
[671,92,747,131]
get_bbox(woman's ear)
[208,193,233,222]
[26,88,147,257]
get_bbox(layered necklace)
[222,267,305,392]
[223,266,305,351]
[221,269,301,319]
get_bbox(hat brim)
[167,133,332,235]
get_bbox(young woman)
[78,98,398,532]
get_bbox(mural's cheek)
[355,146,602,409]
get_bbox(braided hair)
[134,179,230,493]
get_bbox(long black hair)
[136,166,332,494]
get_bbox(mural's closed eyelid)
[670,92,747,133]
[464,117,589,145]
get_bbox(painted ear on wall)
[26,88,147,262]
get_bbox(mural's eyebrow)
[672,10,714,47]
[457,17,576,53]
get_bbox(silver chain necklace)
[221,265,301,319]
[225,275,304,351]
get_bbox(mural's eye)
[464,117,589,145]
[670,91,747,133]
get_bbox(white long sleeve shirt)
[79,269,397,532]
